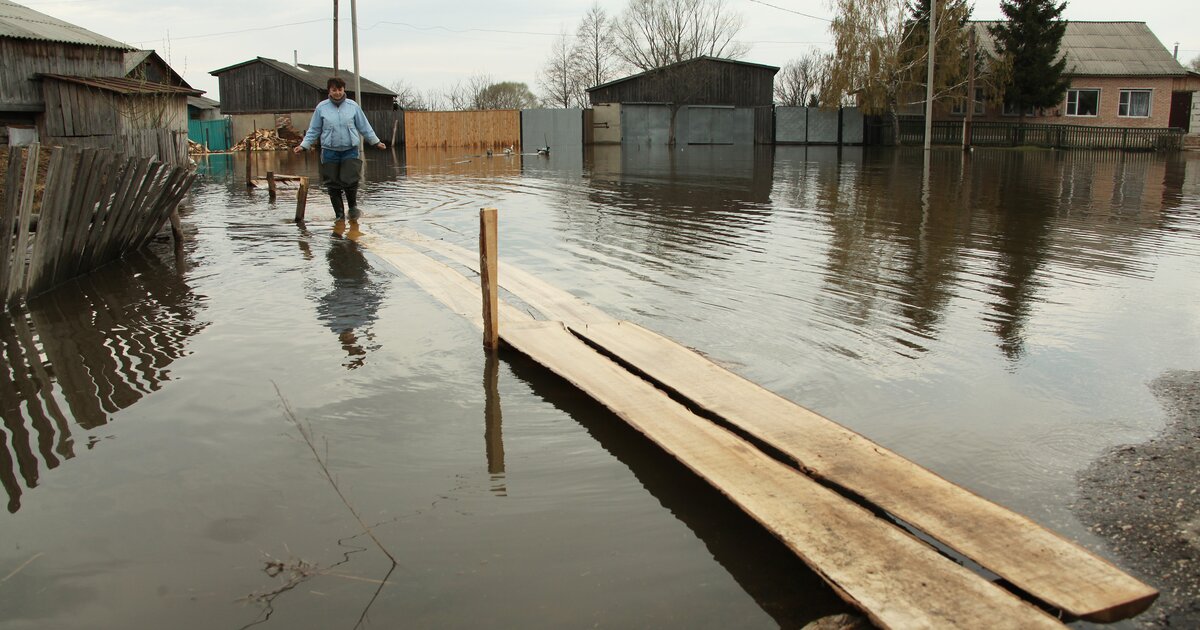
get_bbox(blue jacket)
[299,98,381,151]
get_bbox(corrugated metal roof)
[40,74,204,96]
[0,0,131,49]
[973,21,1187,77]
[209,56,397,96]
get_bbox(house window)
[1066,89,1099,116]
[951,88,986,115]
[1118,89,1151,117]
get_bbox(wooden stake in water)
[244,142,252,187]
[267,171,277,201]
[479,207,499,349]
[295,176,309,223]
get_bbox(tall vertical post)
[963,28,977,151]
[333,0,340,76]
[923,0,938,151]
[295,176,309,223]
[479,207,499,350]
[267,171,277,200]
[244,142,252,187]
[351,0,365,179]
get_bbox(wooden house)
[209,57,399,142]
[125,49,192,89]
[0,0,130,143]
[585,57,778,145]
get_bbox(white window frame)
[1118,89,1152,117]
[1065,88,1100,117]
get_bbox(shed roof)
[209,56,396,96]
[974,21,1188,77]
[187,95,221,110]
[0,0,131,50]
[586,56,779,92]
[40,73,204,96]
[124,49,193,89]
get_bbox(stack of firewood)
[230,129,296,152]
[187,139,207,155]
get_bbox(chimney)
[294,50,299,67]
[1173,43,1179,60]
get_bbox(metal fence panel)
[807,109,840,144]
[521,109,583,152]
[775,107,807,143]
[842,108,864,144]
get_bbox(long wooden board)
[504,321,1065,630]
[392,229,1157,622]
[365,239,1065,627]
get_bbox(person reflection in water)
[316,220,386,369]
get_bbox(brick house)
[956,21,1199,132]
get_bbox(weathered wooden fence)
[44,129,191,165]
[404,110,521,149]
[1,143,196,308]
[887,118,1184,150]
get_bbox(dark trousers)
[320,149,362,215]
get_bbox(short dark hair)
[327,77,346,90]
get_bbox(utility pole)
[923,0,937,151]
[333,0,339,75]
[351,0,364,169]
[963,28,976,151]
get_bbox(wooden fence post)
[267,171,276,201]
[295,176,308,223]
[479,207,499,350]
[244,142,252,187]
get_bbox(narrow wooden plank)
[75,153,127,276]
[6,144,40,306]
[294,176,308,223]
[393,230,1158,622]
[97,157,154,263]
[502,321,1064,630]
[1,146,25,301]
[44,148,100,290]
[87,156,140,269]
[26,148,77,296]
[60,151,114,282]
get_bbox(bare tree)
[572,3,620,97]
[774,50,831,106]
[612,0,749,72]
[1187,54,1200,72]
[824,0,973,143]
[539,31,581,108]
[443,73,494,110]
[388,80,428,110]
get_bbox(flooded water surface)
[1,145,1198,628]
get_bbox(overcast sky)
[17,0,1200,102]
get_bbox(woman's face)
[328,85,346,100]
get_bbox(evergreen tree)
[988,0,1070,118]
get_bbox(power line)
[747,0,832,23]
[128,18,329,45]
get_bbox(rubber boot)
[346,187,359,220]
[329,190,345,220]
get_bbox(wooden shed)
[586,57,778,146]
[0,0,130,140]
[586,56,777,108]
[209,56,399,144]
[210,57,396,114]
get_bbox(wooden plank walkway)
[363,236,1066,628]
[388,227,1157,623]
[367,226,1161,624]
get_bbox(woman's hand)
[375,142,387,150]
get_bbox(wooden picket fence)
[1,143,196,308]
[404,110,520,149]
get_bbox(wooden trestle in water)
[357,218,1156,629]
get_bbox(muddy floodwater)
[1,145,1198,628]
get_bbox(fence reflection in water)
[0,250,206,513]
